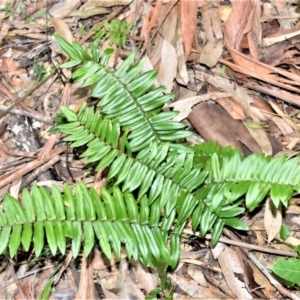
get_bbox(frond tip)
[54,35,193,151]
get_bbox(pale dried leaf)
[211,7,223,39]
[264,198,282,243]
[85,0,133,6]
[287,137,300,150]
[176,37,189,85]
[70,7,108,19]
[101,261,144,299]
[202,6,223,40]
[52,18,73,43]
[168,273,226,299]
[250,261,275,291]
[268,100,299,131]
[264,29,300,47]
[201,6,214,41]
[142,55,159,87]
[157,39,177,93]
[187,265,208,287]
[169,92,231,121]
[102,261,125,294]
[246,126,272,155]
[200,39,223,67]
[272,243,296,251]
[284,236,300,247]
[75,256,95,299]
[49,0,81,18]
[195,71,266,122]
[181,0,197,60]
[0,20,10,43]
[215,97,245,120]
[9,178,22,199]
[218,247,252,299]
[211,242,226,259]
[218,5,232,22]
[133,262,158,293]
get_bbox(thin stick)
[183,228,297,257]
[0,105,53,123]
[0,69,56,120]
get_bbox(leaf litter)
[1,0,300,299]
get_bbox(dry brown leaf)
[175,28,189,85]
[264,198,282,243]
[147,1,163,32]
[149,1,177,67]
[85,0,133,7]
[215,97,245,120]
[200,39,223,68]
[264,29,300,47]
[217,246,252,299]
[188,102,262,154]
[246,126,273,155]
[9,30,54,41]
[0,58,26,80]
[75,256,95,299]
[250,261,275,291]
[180,0,198,60]
[195,71,266,122]
[52,18,73,43]
[284,235,300,248]
[268,100,300,131]
[169,92,231,121]
[133,262,158,294]
[168,273,226,299]
[70,7,108,19]
[49,0,81,18]
[100,260,145,299]
[157,39,177,93]
[245,81,300,107]
[218,4,231,22]
[9,177,22,199]
[223,0,300,104]
[187,265,208,287]
[224,0,254,50]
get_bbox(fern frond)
[1,184,184,268]
[54,35,192,152]
[48,36,300,265]
[54,104,249,247]
[193,143,300,212]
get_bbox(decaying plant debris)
[1,0,300,299]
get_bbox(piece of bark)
[188,102,282,156]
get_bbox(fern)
[1,36,300,269]
[1,184,180,268]
[94,19,134,48]
[54,34,192,152]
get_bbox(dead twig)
[15,0,58,21]
[0,69,56,120]
[0,105,53,124]
[223,228,300,300]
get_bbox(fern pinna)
[1,35,300,268]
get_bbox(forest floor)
[1,0,300,299]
